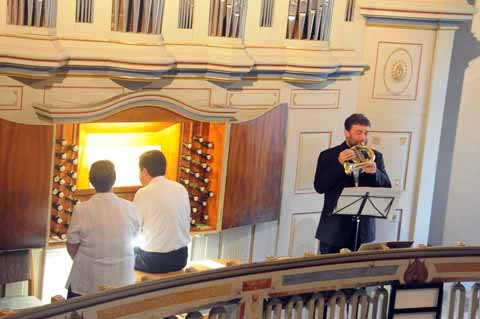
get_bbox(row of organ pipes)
[178,0,194,29]
[287,0,336,40]
[209,0,247,37]
[76,0,93,23]
[6,0,343,40]
[7,0,57,27]
[112,0,165,33]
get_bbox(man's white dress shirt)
[66,192,140,295]
[134,176,191,252]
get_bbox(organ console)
[48,109,232,242]
[41,104,285,244]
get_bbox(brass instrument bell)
[343,143,376,176]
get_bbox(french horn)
[343,143,376,176]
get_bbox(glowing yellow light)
[85,136,161,187]
[77,122,181,189]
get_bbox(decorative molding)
[372,42,423,101]
[290,89,340,109]
[0,34,368,82]
[295,132,332,194]
[359,0,476,23]
[96,284,233,319]
[403,259,428,284]
[369,131,412,191]
[283,265,400,286]
[0,85,22,110]
[33,91,238,123]
[226,89,280,109]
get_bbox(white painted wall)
[437,4,480,245]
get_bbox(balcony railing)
[5,246,480,319]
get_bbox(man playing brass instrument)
[314,114,391,254]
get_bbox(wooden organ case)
[47,104,286,245]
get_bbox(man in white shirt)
[134,150,191,273]
[66,160,140,298]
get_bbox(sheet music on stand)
[333,187,401,219]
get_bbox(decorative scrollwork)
[391,60,408,82]
[382,47,415,96]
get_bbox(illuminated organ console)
[45,104,285,243]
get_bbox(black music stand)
[332,187,401,251]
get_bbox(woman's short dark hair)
[344,113,371,131]
[89,160,116,192]
[139,150,166,177]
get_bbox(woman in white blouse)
[66,160,140,298]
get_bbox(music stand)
[332,187,401,251]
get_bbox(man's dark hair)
[344,113,371,131]
[89,160,116,192]
[139,150,167,177]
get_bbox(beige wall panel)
[251,221,278,262]
[226,89,280,109]
[0,86,22,110]
[204,233,221,260]
[190,235,207,261]
[289,212,320,257]
[159,88,212,108]
[220,225,252,263]
[372,42,423,101]
[44,86,124,107]
[295,132,332,194]
[359,26,436,117]
[369,131,412,191]
[290,89,340,109]
[376,211,402,243]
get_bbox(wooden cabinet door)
[0,118,53,250]
[222,104,287,229]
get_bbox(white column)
[413,26,457,244]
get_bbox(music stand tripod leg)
[354,215,361,251]
[353,192,369,251]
